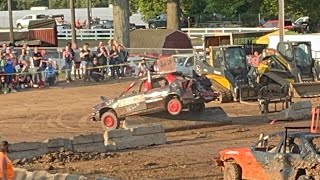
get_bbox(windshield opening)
[295,44,312,74]
[173,57,187,66]
[225,47,247,70]
[306,136,320,154]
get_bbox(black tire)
[189,102,205,113]
[100,110,120,130]
[166,97,183,116]
[223,163,242,180]
[297,175,311,180]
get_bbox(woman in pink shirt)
[248,51,260,86]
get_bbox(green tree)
[0,1,8,11]
[49,0,68,9]
[16,0,47,10]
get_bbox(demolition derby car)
[214,107,320,180]
[91,72,216,130]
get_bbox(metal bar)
[278,0,285,42]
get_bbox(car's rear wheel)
[149,23,156,29]
[166,97,182,116]
[17,24,22,29]
[100,110,120,131]
[224,163,242,180]
[190,101,205,113]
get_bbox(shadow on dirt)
[124,106,273,132]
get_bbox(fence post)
[95,29,98,41]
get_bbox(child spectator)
[90,57,103,82]
[3,54,16,94]
[63,45,73,83]
[80,43,91,81]
[44,62,56,86]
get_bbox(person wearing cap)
[0,141,14,180]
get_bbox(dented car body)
[91,73,216,130]
[214,129,320,180]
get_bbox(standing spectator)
[116,43,128,77]
[1,43,7,56]
[45,61,56,86]
[0,141,14,180]
[248,51,260,86]
[96,41,109,80]
[51,60,60,84]
[109,45,121,79]
[137,58,148,77]
[3,54,16,94]
[63,45,73,83]
[80,43,91,81]
[90,57,103,82]
[67,42,81,80]
[31,46,43,88]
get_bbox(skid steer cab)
[276,41,320,97]
[195,45,291,114]
[214,105,320,180]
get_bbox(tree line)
[1,0,319,25]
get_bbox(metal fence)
[56,27,279,41]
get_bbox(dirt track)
[1,79,319,179]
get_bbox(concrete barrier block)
[130,125,165,136]
[290,101,312,110]
[95,176,115,180]
[25,170,52,180]
[286,109,311,120]
[105,144,117,151]
[13,168,27,180]
[64,174,88,180]
[9,142,48,160]
[104,129,132,139]
[113,133,166,150]
[72,134,104,145]
[45,138,73,151]
[9,142,44,152]
[73,142,107,153]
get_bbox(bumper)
[90,111,100,121]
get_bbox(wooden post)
[112,0,130,47]
[167,0,180,30]
[7,0,14,44]
[70,0,77,48]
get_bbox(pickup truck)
[172,53,204,77]
[147,13,194,29]
[16,14,48,29]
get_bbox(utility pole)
[278,0,285,42]
[70,0,77,48]
[8,0,14,44]
[87,0,91,29]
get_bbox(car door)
[22,15,32,27]
[143,77,170,110]
[158,14,167,28]
[115,82,148,117]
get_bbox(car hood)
[219,147,251,157]
[148,18,157,22]
[92,98,115,112]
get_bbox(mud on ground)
[1,79,319,179]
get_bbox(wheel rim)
[168,100,180,113]
[104,116,114,128]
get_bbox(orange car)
[214,107,320,180]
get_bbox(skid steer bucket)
[291,82,320,98]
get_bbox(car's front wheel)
[223,162,242,180]
[100,110,120,131]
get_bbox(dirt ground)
[1,79,320,180]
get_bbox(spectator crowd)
[0,39,134,94]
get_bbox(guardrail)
[57,27,279,41]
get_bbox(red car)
[214,106,320,180]
[261,19,294,30]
